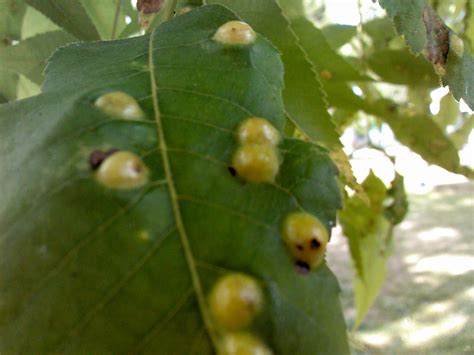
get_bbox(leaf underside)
[0,5,348,354]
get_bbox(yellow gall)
[209,273,263,331]
[232,145,279,183]
[213,21,256,46]
[219,333,273,355]
[95,151,149,189]
[281,212,329,270]
[94,91,144,120]
[237,117,280,146]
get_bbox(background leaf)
[379,0,474,110]
[0,5,348,353]
[0,0,26,102]
[0,30,75,85]
[339,171,395,329]
[21,6,60,39]
[24,0,100,40]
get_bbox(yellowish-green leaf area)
[339,171,408,329]
[0,5,348,354]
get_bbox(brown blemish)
[296,244,304,251]
[89,149,119,170]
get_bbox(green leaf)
[0,30,75,85]
[287,17,368,82]
[321,24,357,49]
[379,0,474,110]
[16,73,41,100]
[449,115,474,149]
[435,93,460,128]
[80,0,138,40]
[0,0,27,102]
[339,171,392,329]
[24,0,100,40]
[0,69,18,103]
[384,173,408,226]
[368,49,438,86]
[363,17,397,50]
[443,40,474,110]
[381,106,462,173]
[21,6,60,39]
[205,0,341,148]
[0,5,348,353]
[352,216,391,329]
[379,0,427,53]
[0,0,26,41]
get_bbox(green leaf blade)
[0,5,348,354]
[205,0,341,148]
[0,30,75,85]
[24,0,100,40]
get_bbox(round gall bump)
[281,212,329,270]
[95,151,149,189]
[237,117,280,146]
[213,21,256,46]
[450,34,464,57]
[219,333,273,355]
[209,273,263,331]
[94,91,144,120]
[232,145,279,183]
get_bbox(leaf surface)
[0,5,348,354]
[339,171,394,329]
[205,0,341,148]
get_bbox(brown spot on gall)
[89,149,119,170]
[310,239,320,249]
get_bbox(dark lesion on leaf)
[423,6,450,70]
[89,149,119,170]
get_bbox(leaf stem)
[165,0,179,20]
[111,0,122,39]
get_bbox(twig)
[111,0,122,39]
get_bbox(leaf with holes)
[0,5,348,354]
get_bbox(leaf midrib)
[147,28,218,349]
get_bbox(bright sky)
[324,0,385,25]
